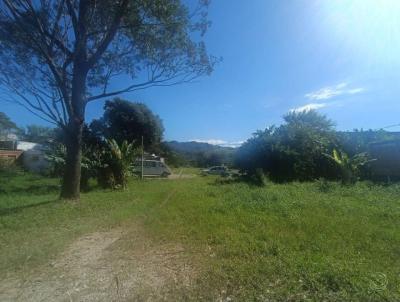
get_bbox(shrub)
[235,110,338,182]
[252,168,268,186]
[98,139,138,189]
[0,157,18,174]
[46,143,102,191]
[324,149,375,184]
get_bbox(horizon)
[2,0,400,146]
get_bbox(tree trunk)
[60,62,87,200]
[60,120,83,199]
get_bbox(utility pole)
[141,135,144,180]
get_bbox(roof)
[0,150,23,160]
[16,141,47,152]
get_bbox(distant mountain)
[164,141,235,167]
[165,141,234,153]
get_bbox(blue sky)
[2,0,400,146]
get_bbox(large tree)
[90,98,164,150]
[0,0,217,199]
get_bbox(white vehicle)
[133,160,172,177]
[201,166,230,176]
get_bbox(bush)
[0,157,18,174]
[324,149,375,185]
[97,139,139,189]
[235,110,339,182]
[252,168,268,186]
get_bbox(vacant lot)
[1,170,399,301]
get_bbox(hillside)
[165,141,236,167]
[166,141,235,154]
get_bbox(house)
[369,140,400,181]
[0,140,49,173]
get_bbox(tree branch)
[86,0,129,68]
[87,73,199,102]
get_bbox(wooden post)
[141,136,144,180]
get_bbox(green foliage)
[337,129,400,156]
[250,168,268,186]
[45,142,101,191]
[0,0,217,198]
[90,98,164,151]
[0,157,18,174]
[166,141,235,167]
[1,173,399,301]
[45,143,67,177]
[0,111,17,131]
[46,131,138,190]
[325,149,375,184]
[99,139,139,189]
[156,142,188,167]
[0,111,20,139]
[22,125,56,144]
[236,110,338,182]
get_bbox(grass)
[1,169,399,301]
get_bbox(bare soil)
[0,225,197,301]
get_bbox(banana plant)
[104,139,138,189]
[325,149,375,184]
[46,143,102,190]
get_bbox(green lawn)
[1,170,399,301]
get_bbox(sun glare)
[320,0,400,65]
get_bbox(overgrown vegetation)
[0,172,399,301]
[90,98,165,151]
[46,139,138,190]
[235,110,386,184]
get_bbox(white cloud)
[290,103,328,113]
[336,82,348,89]
[220,141,244,148]
[347,88,364,94]
[192,139,226,145]
[305,82,364,100]
[191,139,244,148]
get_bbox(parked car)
[201,166,230,176]
[132,160,172,177]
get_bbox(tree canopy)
[0,0,217,127]
[235,110,338,182]
[22,124,56,144]
[0,0,217,198]
[90,98,164,150]
[0,111,18,132]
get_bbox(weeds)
[1,172,399,301]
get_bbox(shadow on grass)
[0,184,60,196]
[0,199,58,216]
[209,174,268,187]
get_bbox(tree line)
[235,110,398,184]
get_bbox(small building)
[0,140,50,173]
[0,149,23,161]
[369,140,400,181]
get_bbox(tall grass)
[0,171,399,301]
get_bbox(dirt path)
[0,225,196,301]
